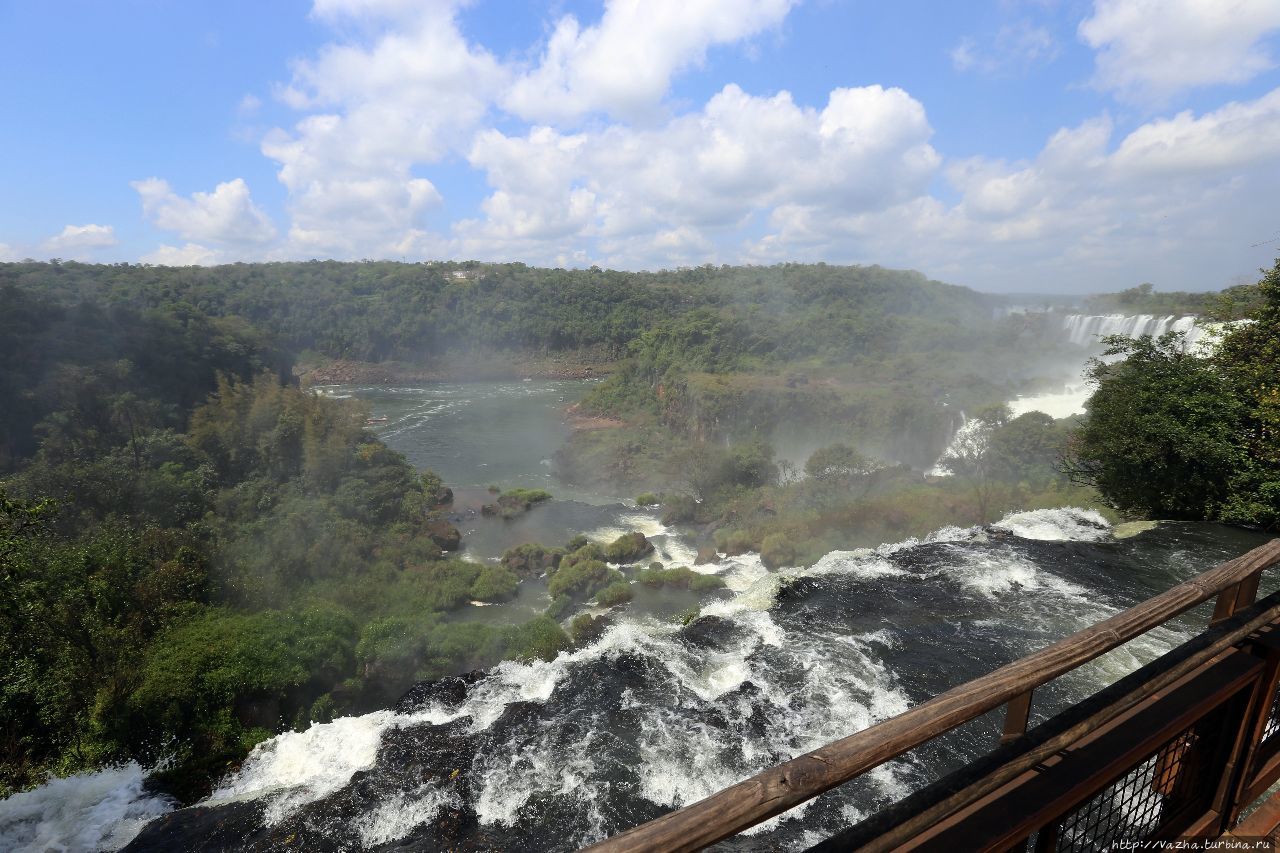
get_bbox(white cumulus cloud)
[263,1,502,257]
[503,0,797,123]
[43,224,118,255]
[141,243,221,266]
[133,178,277,246]
[457,83,939,267]
[108,0,1280,290]
[754,87,1280,290]
[1080,0,1280,103]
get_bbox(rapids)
[5,510,1268,852]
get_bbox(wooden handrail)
[583,538,1280,853]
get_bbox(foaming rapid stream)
[3,510,1270,852]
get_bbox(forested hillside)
[1,260,996,365]
[0,277,569,800]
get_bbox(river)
[0,379,1272,852]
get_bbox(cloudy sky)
[2,0,1279,291]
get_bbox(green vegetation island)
[1,257,1276,806]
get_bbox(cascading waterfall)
[932,313,1227,440]
[1061,314,1206,349]
[925,411,973,477]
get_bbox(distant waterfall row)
[1061,314,1206,348]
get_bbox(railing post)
[1223,630,1280,826]
[1032,822,1059,852]
[1001,690,1033,745]
[1213,572,1261,625]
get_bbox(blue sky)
[2,0,1279,292]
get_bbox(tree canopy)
[1066,258,1280,529]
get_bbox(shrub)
[548,559,623,600]
[503,616,570,662]
[559,543,605,571]
[603,531,654,563]
[470,565,520,602]
[661,494,699,525]
[570,613,608,647]
[500,543,564,578]
[398,560,484,611]
[594,581,634,607]
[635,493,660,506]
[635,566,726,592]
[483,488,553,519]
[545,594,574,620]
[502,488,552,504]
[131,605,358,779]
[715,528,754,556]
[760,533,797,569]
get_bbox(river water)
[0,380,1272,852]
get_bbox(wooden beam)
[1235,785,1280,837]
[1000,691,1033,746]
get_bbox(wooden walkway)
[1227,786,1280,849]
[584,539,1280,852]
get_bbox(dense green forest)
[0,280,570,799]
[0,260,996,365]
[1081,280,1266,318]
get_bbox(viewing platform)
[586,539,1280,852]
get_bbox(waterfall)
[1060,314,1209,349]
[926,410,971,477]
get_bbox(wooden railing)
[583,538,1280,852]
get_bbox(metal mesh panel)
[1262,683,1280,742]
[1053,705,1232,852]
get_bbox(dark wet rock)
[123,800,267,852]
[570,613,612,647]
[694,546,721,565]
[376,717,479,783]
[424,519,461,551]
[395,670,487,713]
[434,486,454,506]
[678,615,739,650]
[719,681,771,738]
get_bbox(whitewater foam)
[992,507,1110,542]
[0,763,172,853]
[356,784,460,846]
[208,711,402,824]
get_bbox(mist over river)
[1,380,1272,853]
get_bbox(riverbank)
[297,351,617,385]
